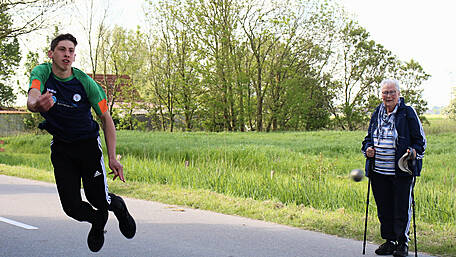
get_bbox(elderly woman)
[362,79,426,257]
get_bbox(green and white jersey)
[29,63,108,142]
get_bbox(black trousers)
[370,171,415,243]
[50,137,111,225]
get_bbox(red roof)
[87,74,139,103]
[88,74,131,88]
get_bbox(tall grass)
[423,114,456,135]
[1,127,455,225]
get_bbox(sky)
[338,0,456,107]
[16,0,455,108]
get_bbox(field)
[1,116,455,256]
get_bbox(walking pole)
[400,148,418,256]
[363,156,374,255]
[412,182,418,257]
[362,177,371,255]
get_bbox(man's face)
[381,83,400,112]
[48,40,75,72]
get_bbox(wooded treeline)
[2,0,430,131]
[122,0,429,131]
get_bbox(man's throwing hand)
[35,91,55,112]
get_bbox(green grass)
[423,114,456,135]
[1,118,455,256]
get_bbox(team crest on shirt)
[73,94,81,102]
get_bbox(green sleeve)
[73,68,108,116]
[29,63,52,93]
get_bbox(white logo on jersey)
[94,170,102,178]
[73,94,81,102]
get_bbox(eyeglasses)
[382,90,397,96]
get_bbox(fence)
[0,111,30,137]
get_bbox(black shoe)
[393,242,408,257]
[110,194,136,239]
[375,240,397,255]
[87,210,108,252]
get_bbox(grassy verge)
[0,163,380,243]
[1,163,454,256]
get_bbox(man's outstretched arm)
[100,111,124,182]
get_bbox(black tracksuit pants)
[370,171,415,244]
[50,137,111,225]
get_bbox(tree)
[232,41,253,131]
[239,0,282,131]
[0,5,21,107]
[280,76,331,130]
[330,19,396,130]
[164,0,201,131]
[262,0,335,131]
[76,0,110,77]
[394,59,430,123]
[186,0,243,131]
[0,0,71,40]
[445,87,456,120]
[97,26,146,120]
[141,32,168,131]
[144,2,180,132]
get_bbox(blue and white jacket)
[362,97,427,177]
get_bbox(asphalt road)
[0,175,435,257]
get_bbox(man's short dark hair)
[50,33,78,51]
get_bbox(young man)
[27,33,136,252]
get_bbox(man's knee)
[86,194,110,211]
[61,201,94,222]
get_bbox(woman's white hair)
[380,79,400,92]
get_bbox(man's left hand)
[109,159,125,182]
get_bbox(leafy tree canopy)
[0,4,20,107]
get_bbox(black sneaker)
[109,194,136,239]
[375,240,397,255]
[393,242,408,257]
[87,209,108,252]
